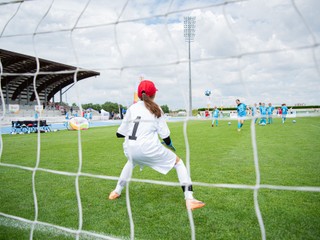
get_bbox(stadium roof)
[0,48,100,105]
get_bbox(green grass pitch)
[0,117,319,239]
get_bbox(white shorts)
[123,140,176,175]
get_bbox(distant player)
[211,106,219,127]
[251,103,258,124]
[281,103,288,123]
[236,99,247,131]
[109,80,205,210]
[267,103,275,124]
[259,103,267,125]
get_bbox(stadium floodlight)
[184,16,196,116]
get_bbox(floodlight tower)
[184,16,196,116]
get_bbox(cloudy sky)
[1,0,319,110]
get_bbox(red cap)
[138,80,157,98]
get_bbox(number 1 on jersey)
[129,116,141,140]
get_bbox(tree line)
[80,102,170,114]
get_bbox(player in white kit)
[109,80,205,210]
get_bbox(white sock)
[114,161,134,194]
[174,159,194,200]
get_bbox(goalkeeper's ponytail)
[141,92,162,118]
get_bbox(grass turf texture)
[0,117,319,239]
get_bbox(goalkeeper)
[108,80,205,210]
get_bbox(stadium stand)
[0,48,100,124]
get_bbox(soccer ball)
[228,122,231,126]
[204,90,211,96]
[292,120,296,123]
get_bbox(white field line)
[0,214,123,240]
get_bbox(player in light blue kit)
[211,106,219,127]
[236,99,247,131]
[267,103,275,124]
[281,103,288,123]
[259,103,267,125]
[251,103,258,124]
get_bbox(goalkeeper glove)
[162,141,176,152]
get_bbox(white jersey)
[117,101,176,174]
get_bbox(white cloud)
[0,0,319,110]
